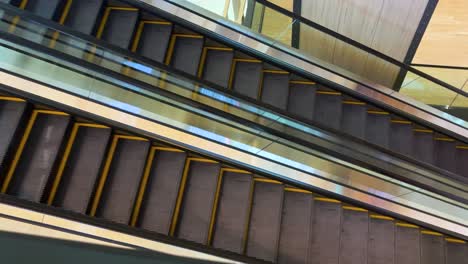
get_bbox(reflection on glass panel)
[186,0,227,16]
[413,66,468,91]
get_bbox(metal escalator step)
[200,48,234,88]
[309,199,342,264]
[287,82,316,120]
[446,240,467,264]
[211,170,253,254]
[0,98,27,179]
[395,224,420,264]
[390,121,413,156]
[434,139,457,173]
[134,21,172,63]
[413,130,435,165]
[51,124,111,214]
[24,0,62,20]
[230,60,263,99]
[339,208,369,264]
[137,148,187,235]
[341,103,367,139]
[455,147,468,177]
[260,71,290,110]
[97,7,138,49]
[94,136,150,224]
[421,232,445,264]
[368,216,395,264]
[3,110,70,202]
[277,189,313,264]
[365,112,390,148]
[314,92,342,130]
[64,0,104,35]
[167,35,204,76]
[174,159,220,244]
[246,180,283,262]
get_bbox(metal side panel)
[211,170,252,254]
[99,9,138,49]
[365,113,391,148]
[260,72,290,110]
[287,82,316,120]
[390,122,414,157]
[313,93,343,130]
[246,181,283,262]
[456,148,468,178]
[175,160,220,244]
[136,22,172,63]
[309,199,342,264]
[446,241,467,264]
[434,140,457,173]
[169,36,204,76]
[138,149,187,235]
[96,138,150,224]
[24,0,61,19]
[338,208,369,264]
[341,104,367,139]
[413,131,435,165]
[52,125,111,214]
[7,112,70,202]
[368,217,395,264]
[420,233,445,264]
[277,190,313,264]
[395,225,420,264]
[231,61,263,99]
[0,99,27,176]
[201,49,234,88]
[64,0,104,35]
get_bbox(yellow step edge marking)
[35,110,69,116]
[253,178,282,184]
[197,47,209,78]
[316,91,341,95]
[342,206,368,212]
[170,158,191,236]
[289,80,315,85]
[434,137,455,142]
[243,178,255,254]
[233,58,262,63]
[130,147,157,227]
[262,70,288,74]
[106,6,138,11]
[188,157,218,163]
[413,129,433,133]
[396,223,419,228]
[164,35,177,65]
[314,197,341,203]
[421,230,443,236]
[284,187,312,194]
[131,21,146,52]
[445,238,466,244]
[370,215,394,221]
[115,135,148,141]
[456,145,468,150]
[367,110,389,115]
[140,20,172,25]
[205,46,233,51]
[343,100,365,105]
[221,168,251,174]
[75,123,109,129]
[207,169,223,245]
[8,0,28,33]
[49,0,73,48]
[391,120,412,124]
[172,34,203,39]
[154,147,184,152]
[0,96,25,102]
[19,0,28,9]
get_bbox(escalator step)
[445,240,467,264]
[24,0,62,19]
[287,81,316,120]
[4,110,70,202]
[421,232,445,264]
[413,130,435,165]
[365,111,390,148]
[167,35,204,76]
[200,47,234,88]
[339,207,369,264]
[94,136,150,224]
[231,60,263,99]
[314,91,342,130]
[277,189,313,264]
[455,147,468,177]
[390,121,413,156]
[134,21,172,63]
[395,224,420,264]
[0,98,27,178]
[64,0,103,35]
[51,124,111,214]
[211,170,253,254]
[309,198,342,264]
[341,102,366,139]
[246,180,283,262]
[260,71,289,110]
[98,8,138,49]
[137,148,187,235]
[434,138,457,173]
[175,159,220,244]
[368,216,395,264]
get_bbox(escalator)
[0,94,466,263]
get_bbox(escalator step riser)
[211,171,252,254]
[339,209,369,264]
[231,61,262,99]
[413,132,435,165]
[99,9,138,49]
[314,94,342,130]
[246,181,283,262]
[53,125,111,214]
[24,0,62,20]
[390,123,413,156]
[365,114,390,148]
[445,241,468,264]
[169,36,204,76]
[434,140,457,172]
[287,83,316,120]
[138,149,187,235]
[368,217,395,264]
[395,225,420,264]
[421,233,445,264]
[136,23,172,63]
[201,49,233,88]
[261,73,289,110]
[455,149,468,177]
[65,0,104,35]
[341,104,366,139]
